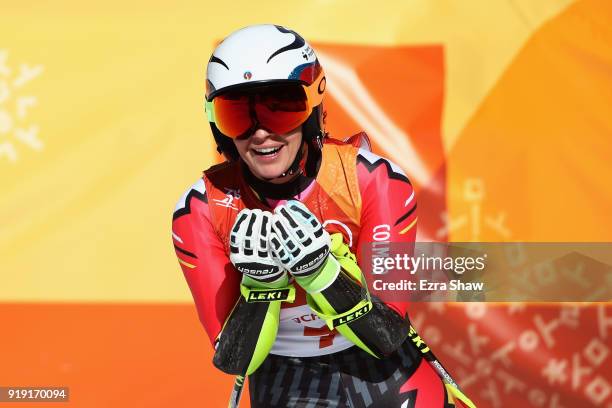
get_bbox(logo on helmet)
[302,46,315,61]
[243,71,252,80]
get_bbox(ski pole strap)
[299,233,374,330]
[310,297,372,330]
[329,233,360,281]
[305,282,378,358]
[240,284,296,303]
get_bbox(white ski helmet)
[205,24,327,161]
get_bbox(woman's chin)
[251,166,285,181]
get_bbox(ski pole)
[228,374,246,408]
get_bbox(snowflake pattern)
[0,49,44,163]
[436,178,511,241]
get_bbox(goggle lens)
[211,84,310,138]
[213,93,252,138]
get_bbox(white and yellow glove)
[230,208,287,288]
[270,200,344,297]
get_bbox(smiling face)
[233,126,303,183]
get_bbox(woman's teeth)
[253,146,282,156]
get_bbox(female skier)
[172,24,474,408]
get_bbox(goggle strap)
[205,100,216,123]
[304,70,325,109]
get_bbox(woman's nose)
[249,127,272,143]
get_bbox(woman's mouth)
[252,145,283,157]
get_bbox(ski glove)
[229,208,285,286]
[270,201,331,278]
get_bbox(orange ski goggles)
[205,72,325,139]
